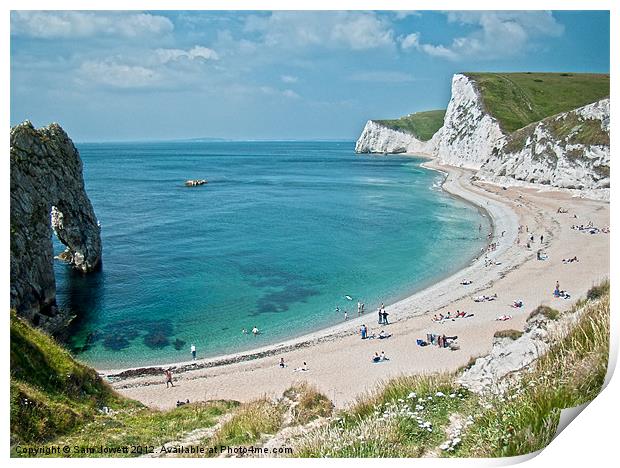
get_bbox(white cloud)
[155,46,219,64]
[11,11,173,39]
[259,86,300,99]
[78,61,159,88]
[400,11,564,61]
[393,11,422,20]
[282,89,300,99]
[244,11,395,51]
[281,75,298,83]
[400,33,420,50]
[349,71,415,83]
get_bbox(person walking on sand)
[165,369,174,388]
[191,343,196,360]
[383,310,390,325]
[540,234,544,244]
[378,307,383,325]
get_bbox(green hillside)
[374,109,446,141]
[10,312,238,456]
[464,72,610,133]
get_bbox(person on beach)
[357,301,362,316]
[191,343,196,360]
[383,310,389,325]
[361,302,365,314]
[378,308,383,324]
[360,324,367,339]
[380,351,387,361]
[294,362,308,372]
[165,369,174,388]
[344,310,348,321]
[279,357,286,368]
[252,326,260,336]
[540,234,544,244]
[372,352,381,363]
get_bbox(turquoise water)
[54,141,489,368]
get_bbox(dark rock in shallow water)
[10,121,102,334]
[103,334,131,351]
[144,332,170,349]
[173,338,186,351]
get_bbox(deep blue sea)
[53,141,490,368]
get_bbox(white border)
[2,2,616,467]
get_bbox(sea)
[53,141,490,368]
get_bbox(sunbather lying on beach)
[372,352,389,362]
[512,300,523,308]
[378,330,392,339]
[496,314,512,321]
[562,256,579,263]
[474,293,497,302]
[553,289,571,299]
[432,310,471,322]
[293,362,309,372]
[460,279,473,285]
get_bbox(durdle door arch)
[10,121,102,333]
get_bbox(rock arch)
[10,121,102,333]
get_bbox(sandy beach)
[102,158,610,410]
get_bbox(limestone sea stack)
[10,121,102,333]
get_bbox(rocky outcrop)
[457,307,582,394]
[354,120,435,155]
[477,99,610,196]
[10,121,102,333]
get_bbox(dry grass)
[284,383,333,425]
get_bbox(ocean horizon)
[54,140,490,368]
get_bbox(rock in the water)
[10,121,102,333]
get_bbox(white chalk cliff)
[354,120,435,155]
[355,74,610,199]
[477,98,610,196]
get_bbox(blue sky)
[10,10,610,141]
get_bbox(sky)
[10,10,610,141]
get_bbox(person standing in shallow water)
[191,343,196,360]
[165,369,174,388]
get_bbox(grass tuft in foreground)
[284,383,334,425]
[200,397,285,453]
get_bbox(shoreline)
[107,157,609,410]
[99,158,519,378]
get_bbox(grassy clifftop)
[464,72,610,133]
[374,109,446,141]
